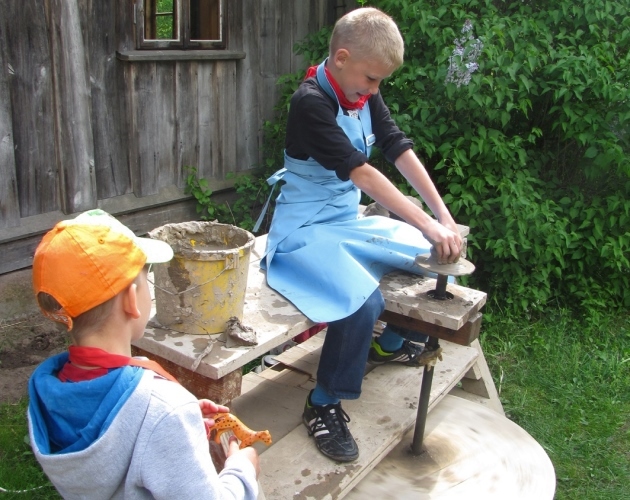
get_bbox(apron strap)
[253,168,287,233]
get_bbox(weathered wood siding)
[0,0,356,274]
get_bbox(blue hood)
[28,352,144,454]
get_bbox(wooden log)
[48,0,96,213]
[379,310,483,346]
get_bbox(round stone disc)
[348,395,556,499]
[415,253,476,277]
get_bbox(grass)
[481,308,630,499]
[1,309,628,498]
[0,400,60,499]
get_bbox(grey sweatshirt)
[28,368,258,499]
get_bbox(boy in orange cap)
[28,209,259,499]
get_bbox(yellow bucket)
[148,221,255,335]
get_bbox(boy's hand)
[199,399,229,427]
[423,219,462,264]
[227,436,261,478]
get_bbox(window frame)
[135,0,227,50]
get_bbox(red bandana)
[59,345,178,383]
[305,64,370,110]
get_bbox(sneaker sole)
[368,348,443,367]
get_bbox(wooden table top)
[134,233,486,380]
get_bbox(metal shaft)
[433,274,448,299]
[411,336,439,455]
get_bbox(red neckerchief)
[58,345,178,383]
[305,64,370,110]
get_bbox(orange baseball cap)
[33,209,173,330]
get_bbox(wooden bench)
[132,229,495,408]
[132,228,499,408]
[131,228,506,498]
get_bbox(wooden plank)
[197,63,213,179]
[48,0,96,213]
[234,0,263,174]
[256,365,314,392]
[5,0,58,217]
[175,61,200,186]
[155,63,177,188]
[258,0,282,133]
[232,369,312,453]
[460,339,504,415]
[114,0,135,52]
[278,0,295,75]
[0,185,240,274]
[379,271,486,331]
[0,198,201,275]
[380,310,483,346]
[0,235,41,275]
[258,340,479,499]
[85,0,131,199]
[272,333,326,379]
[117,50,246,61]
[129,63,159,196]
[211,61,238,179]
[0,16,19,229]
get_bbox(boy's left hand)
[199,399,229,427]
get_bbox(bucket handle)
[224,252,239,270]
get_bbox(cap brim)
[136,237,174,264]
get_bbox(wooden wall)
[0,0,356,274]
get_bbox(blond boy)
[261,8,462,461]
[28,209,259,498]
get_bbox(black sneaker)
[368,339,443,366]
[302,391,359,462]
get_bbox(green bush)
[369,0,630,315]
[190,0,630,316]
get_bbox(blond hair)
[330,7,404,69]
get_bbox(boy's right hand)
[227,436,260,478]
[423,219,462,264]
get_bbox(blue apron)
[260,60,432,323]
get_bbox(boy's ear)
[121,283,142,320]
[332,48,350,68]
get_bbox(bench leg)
[411,336,439,454]
[457,339,504,415]
[131,346,242,406]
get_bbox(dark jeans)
[316,288,428,399]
